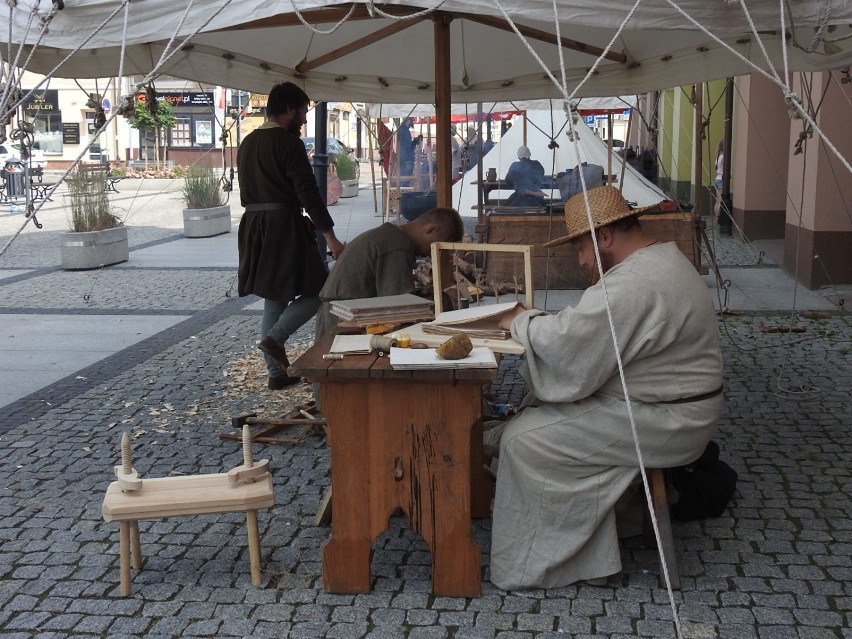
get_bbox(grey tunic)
[490,242,723,590]
[315,223,416,338]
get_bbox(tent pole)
[433,12,455,305]
[434,13,452,209]
[365,104,378,213]
[720,77,734,235]
[607,113,613,184]
[313,101,330,262]
[476,102,484,225]
[618,106,635,192]
[692,83,704,217]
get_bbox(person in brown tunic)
[237,82,345,390]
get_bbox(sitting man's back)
[488,185,723,590]
[315,207,464,338]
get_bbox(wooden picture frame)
[430,241,535,314]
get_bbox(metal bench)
[79,163,124,193]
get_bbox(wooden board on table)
[330,294,433,321]
[406,321,525,355]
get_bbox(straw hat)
[543,185,661,247]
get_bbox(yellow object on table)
[394,332,411,348]
[366,324,392,335]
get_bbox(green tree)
[129,98,178,167]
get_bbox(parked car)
[0,142,46,175]
[302,137,360,179]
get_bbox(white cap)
[517,145,531,159]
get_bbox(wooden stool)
[102,428,274,595]
[642,468,681,589]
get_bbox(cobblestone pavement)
[0,189,850,638]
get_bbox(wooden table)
[290,335,495,597]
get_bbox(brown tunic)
[237,122,335,302]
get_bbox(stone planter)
[340,179,360,198]
[182,204,231,238]
[60,226,129,270]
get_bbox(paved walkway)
[0,176,849,638]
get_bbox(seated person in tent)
[397,117,422,178]
[504,145,547,207]
[557,162,605,201]
[315,207,464,338]
[485,185,723,590]
[464,126,481,171]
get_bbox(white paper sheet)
[389,346,498,370]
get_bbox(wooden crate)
[484,212,703,290]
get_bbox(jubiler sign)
[22,89,59,115]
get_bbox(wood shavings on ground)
[218,343,319,429]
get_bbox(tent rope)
[562,111,684,639]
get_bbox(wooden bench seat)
[102,472,274,520]
[102,431,274,596]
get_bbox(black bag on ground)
[670,441,737,521]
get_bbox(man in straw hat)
[486,185,723,590]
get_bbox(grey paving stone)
[1,218,850,639]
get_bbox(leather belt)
[244,202,294,212]
[658,386,724,404]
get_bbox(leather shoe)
[268,373,301,390]
[258,335,290,369]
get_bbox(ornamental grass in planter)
[67,166,122,232]
[335,153,359,198]
[60,165,128,270]
[181,165,231,237]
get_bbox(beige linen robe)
[490,242,723,590]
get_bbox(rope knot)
[146,85,158,117]
[784,92,804,120]
[793,126,813,155]
[116,94,136,119]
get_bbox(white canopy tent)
[451,111,668,217]
[3,2,850,103]
[6,0,849,207]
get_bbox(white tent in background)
[361,98,635,120]
[451,111,668,217]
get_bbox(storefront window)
[167,114,214,147]
[172,117,192,147]
[195,119,213,145]
[33,114,63,154]
[23,89,62,154]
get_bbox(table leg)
[376,381,482,597]
[470,412,492,519]
[320,382,375,593]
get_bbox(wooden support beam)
[212,5,421,31]
[457,14,627,64]
[296,17,425,74]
